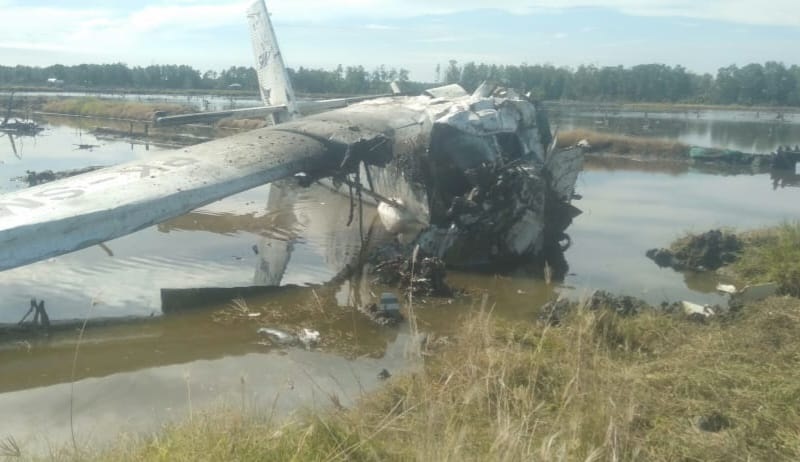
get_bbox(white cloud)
[2,0,798,59]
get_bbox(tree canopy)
[3,61,800,106]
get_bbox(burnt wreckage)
[280,82,583,276]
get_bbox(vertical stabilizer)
[247,0,299,123]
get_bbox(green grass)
[30,293,798,462]
[733,223,800,296]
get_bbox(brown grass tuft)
[558,129,688,158]
[40,98,191,121]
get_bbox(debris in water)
[18,166,105,187]
[257,327,320,349]
[298,328,320,349]
[257,327,296,345]
[73,144,101,151]
[374,254,452,297]
[539,291,659,325]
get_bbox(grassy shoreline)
[37,98,192,121]
[21,225,796,461]
[546,99,800,114]
[557,129,689,158]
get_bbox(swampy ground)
[1,98,799,460]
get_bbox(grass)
[558,129,688,158]
[216,117,269,130]
[39,98,191,121]
[547,100,800,114]
[29,290,797,461]
[733,223,800,296]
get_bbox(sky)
[1,0,799,82]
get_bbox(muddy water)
[1,111,798,452]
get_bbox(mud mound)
[539,290,684,325]
[647,229,742,272]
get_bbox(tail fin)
[247,0,299,123]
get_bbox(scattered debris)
[73,143,100,151]
[647,229,742,272]
[362,304,403,326]
[539,291,667,325]
[585,291,656,316]
[681,301,715,322]
[298,328,320,348]
[716,282,779,304]
[539,291,725,325]
[374,254,452,297]
[362,292,405,326]
[1,92,43,136]
[257,326,320,349]
[715,284,737,294]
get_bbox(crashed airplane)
[0,0,583,278]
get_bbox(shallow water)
[0,109,798,451]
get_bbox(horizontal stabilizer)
[155,105,287,126]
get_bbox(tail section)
[247,0,299,123]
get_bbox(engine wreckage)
[282,82,583,285]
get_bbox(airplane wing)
[0,127,331,271]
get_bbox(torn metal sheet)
[717,282,779,304]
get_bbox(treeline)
[4,61,800,106]
[442,60,800,106]
[0,63,412,95]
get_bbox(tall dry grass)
[558,129,688,158]
[40,98,191,121]
[734,222,800,296]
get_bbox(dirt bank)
[648,224,800,297]
[557,129,799,176]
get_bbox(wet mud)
[647,229,742,272]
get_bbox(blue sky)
[1,0,799,81]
